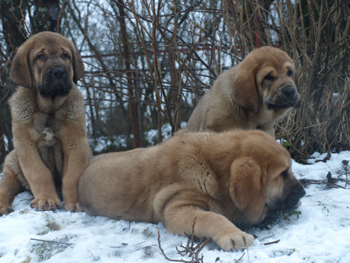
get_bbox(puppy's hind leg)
[0,153,25,215]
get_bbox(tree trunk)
[0,0,28,53]
[116,0,141,148]
[168,48,182,133]
[33,0,61,33]
[0,0,30,161]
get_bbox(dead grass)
[29,236,73,262]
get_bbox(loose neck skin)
[21,85,70,113]
[180,132,243,179]
[37,94,67,113]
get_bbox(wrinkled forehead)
[242,134,292,167]
[257,61,296,78]
[32,45,71,56]
[248,136,292,170]
[23,33,72,52]
[278,151,291,167]
[250,46,293,61]
[29,39,72,57]
[260,56,295,70]
[268,147,292,174]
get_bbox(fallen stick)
[30,238,73,246]
[263,239,280,246]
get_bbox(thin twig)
[30,238,73,246]
[56,0,67,33]
[194,238,211,261]
[263,239,280,246]
[236,252,245,262]
[158,216,210,263]
[158,230,190,263]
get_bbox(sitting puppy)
[78,130,305,251]
[178,46,300,137]
[0,32,92,215]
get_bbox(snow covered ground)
[1,150,350,263]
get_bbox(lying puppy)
[78,130,305,251]
[0,32,92,215]
[178,46,300,137]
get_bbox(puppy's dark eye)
[264,74,274,81]
[37,54,46,61]
[280,168,289,179]
[287,70,293,77]
[61,53,69,60]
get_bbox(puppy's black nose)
[52,67,65,79]
[283,86,296,100]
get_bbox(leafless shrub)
[78,0,350,157]
[272,0,350,159]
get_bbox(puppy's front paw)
[216,231,254,251]
[0,200,13,216]
[64,201,82,212]
[31,197,62,211]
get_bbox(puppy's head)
[229,131,305,225]
[232,46,300,114]
[10,32,84,98]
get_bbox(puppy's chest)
[33,111,66,146]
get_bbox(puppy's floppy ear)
[232,67,259,114]
[9,46,33,89]
[70,45,84,84]
[229,158,266,223]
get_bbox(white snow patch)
[146,122,187,145]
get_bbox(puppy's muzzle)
[39,66,72,98]
[282,86,296,101]
[267,85,300,109]
[52,67,66,79]
[285,184,306,209]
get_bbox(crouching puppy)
[178,46,300,137]
[78,130,305,251]
[0,32,92,215]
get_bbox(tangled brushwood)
[270,2,350,159]
[157,218,211,263]
[158,230,211,263]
